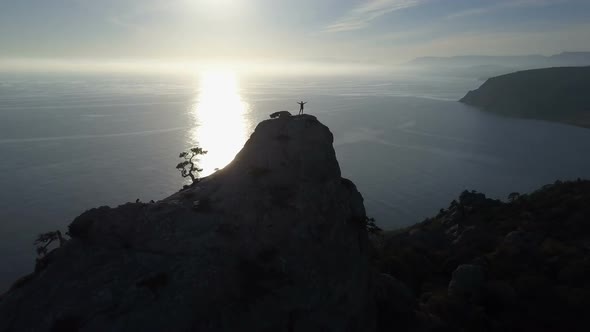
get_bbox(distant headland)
[460,66,590,128]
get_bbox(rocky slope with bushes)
[373,180,590,331]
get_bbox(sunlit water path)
[190,70,252,176]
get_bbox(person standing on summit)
[297,101,307,115]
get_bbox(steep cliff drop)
[0,114,374,332]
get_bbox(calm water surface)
[1,71,590,289]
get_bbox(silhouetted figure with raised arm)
[297,101,307,115]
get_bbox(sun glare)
[189,69,250,176]
[193,0,239,13]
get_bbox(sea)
[2,69,590,290]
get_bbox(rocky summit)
[0,114,374,332]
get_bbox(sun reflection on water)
[189,69,250,176]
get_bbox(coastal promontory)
[460,66,590,128]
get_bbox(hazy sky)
[1,0,589,70]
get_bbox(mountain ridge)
[408,52,590,67]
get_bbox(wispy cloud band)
[446,0,570,19]
[324,0,427,33]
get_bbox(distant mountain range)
[408,52,590,68]
[404,52,590,80]
[460,66,590,128]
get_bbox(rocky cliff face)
[460,66,590,128]
[0,114,374,332]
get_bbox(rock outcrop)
[0,115,374,332]
[270,111,292,119]
[460,66,590,128]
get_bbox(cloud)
[446,0,570,19]
[324,0,428,33]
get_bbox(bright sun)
[197,0,238,10]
